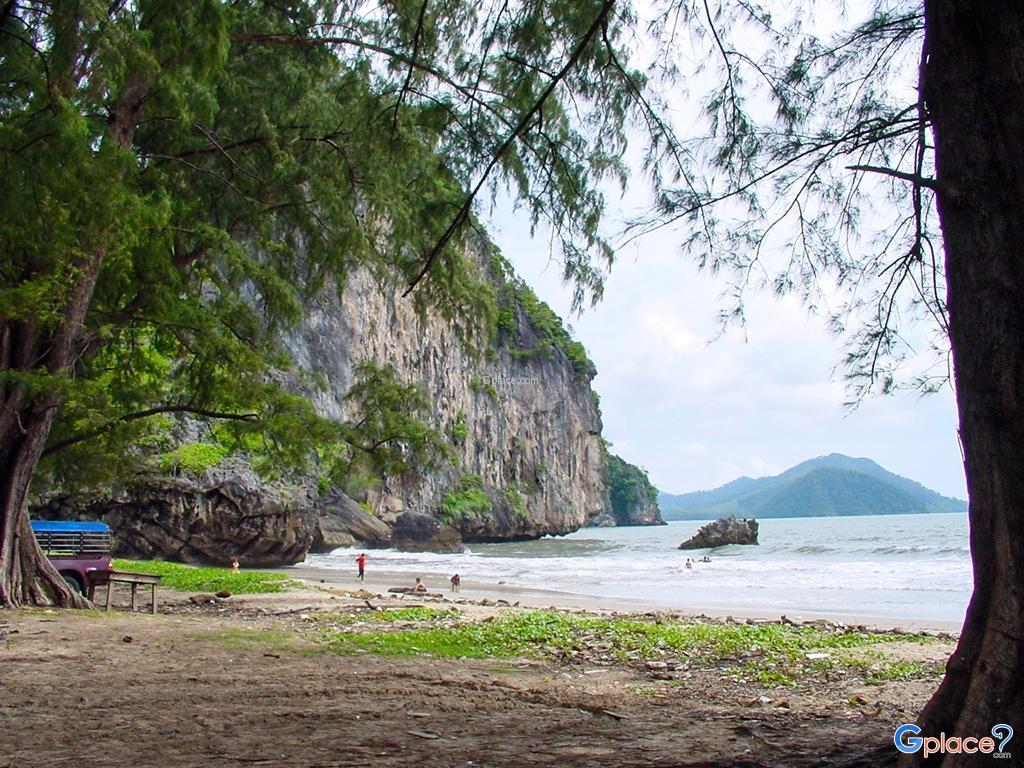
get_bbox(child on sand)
[413,577,427,593]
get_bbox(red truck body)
[30,520,113,593]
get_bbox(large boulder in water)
[311,491,392,552]
[678,515,759,549]
[391,511,465,553]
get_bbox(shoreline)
[275,563,964,633]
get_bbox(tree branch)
[392,0,430,134]
[846,164,938,189]
[402,0,617,296]
[41,406,259,458]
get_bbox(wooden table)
[87,570,162,614]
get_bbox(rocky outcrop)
[311,491,392,552]
[34,463,318,567]
[678,515,759,549]
[285,249,609,546]
[587,453,664,527]
[37,245,609,562]
[390,512,464,553]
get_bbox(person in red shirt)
[356,553,366,582]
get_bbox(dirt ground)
[0,588,954,768]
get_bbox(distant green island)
[658,453,968,521]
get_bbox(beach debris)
[644,661,669,670]
[263,653,280,659]
[406,730,440,740]
[406,712,431,719]
[215,590,232,599]
[805,652,831,660]
[848,694,870,707]
[599,709,630,720]
[122,635,133,643]
[363,600,379,611]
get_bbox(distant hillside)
[659,454,967,520]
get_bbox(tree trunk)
[907,2,1024,764]
[0,252,105,609]
[0,399,88,608]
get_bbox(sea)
[307,512,972,628]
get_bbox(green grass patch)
[113,559,295,594]
[315,607,461,625]
[867,660,928,682]
[320,610,934,688]
[742,662,797,687]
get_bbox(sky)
[477,2,967,501]
[489,207,968,500]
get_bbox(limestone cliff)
[291,251,609,546]
[36,245,610,563]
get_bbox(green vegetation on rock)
[158,443,229,475]
[469,377,499,403]
[451,412,469,443]
[502,483,529,518]
[491,256,597,381]
[606,451,658,515]
[439,474,493,523]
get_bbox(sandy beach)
[277,563,966,633]
[1,573,957,768]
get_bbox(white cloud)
[487,192,967,501]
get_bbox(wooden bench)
[87,570,161,614]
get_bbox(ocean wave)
[305,513,973,623]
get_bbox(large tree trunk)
[908,2,1024,764]
[0,399,88,608]
[0,254,104,609]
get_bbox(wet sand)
[275,563,964,633]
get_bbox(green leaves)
[335,363,454,487]
[440,473,493,522]
[606,452,658,512]
[4,0,646,504]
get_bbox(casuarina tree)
[0,0,640,607]
[632,1,1022,764]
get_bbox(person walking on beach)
[356,553,366,582]
[450,574,461,592]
